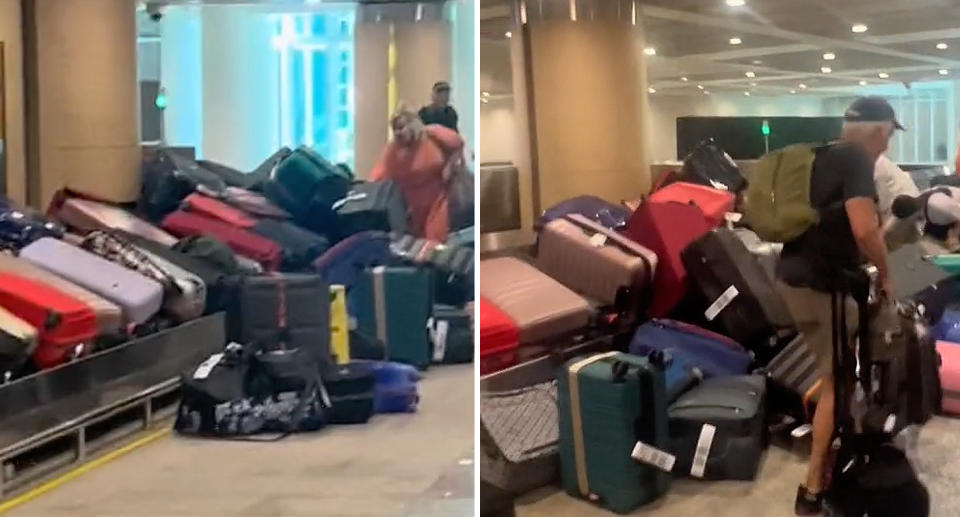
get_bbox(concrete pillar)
[518,0,650,211]
[24,0,140,206]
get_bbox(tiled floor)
[5,364,475,517]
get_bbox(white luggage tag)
[724,212,742,229]
[427,318,450,362]
[631,441,676,473]
[588,233,608,248]
[331,191,368,211]
[690,424,717,478]
[705,285,739,321]
[193,352,225,380]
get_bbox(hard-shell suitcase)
[732,228,782,283]
[479,298,520,376]
[648,182,736,228]
[0,306,38,375]
[0,200,65,249]
[353,267,433,369]
[267,147,352,236]
[0,273,98,369]
[139,149,226,222]
[227,273,332,372]
[679,139,746,193]
[313,232,395,290]
[353,360,421,413]
[681,228,796,362]
[198,147,292,189]
[182,193,257,229]
[0,253,123,334]
[222,187,290,219]
[478,258,592,345]
[429,304,473,364]
[162,210,282,271]
[324,361,376,425]
[334,181,409,237]
[54,197,177,246]
[668,375,766,480]
[558,352,672,514]
[538,195,631,230]
[537,214,657,307]
[621,202,712,318]
[250,219,329,271]
[123,244,206,322]
[889,244,951,298]
[20,238,164,325]
[80,231,179,294]
[936,341,960,415]
[629,319,752,379]
[764,335,820,420]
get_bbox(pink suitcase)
[937,340,960,415]
[54,198,178,247]
[648,181,736,228]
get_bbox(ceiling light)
[697,84,705,90]
[790,90,797,94]
[745,71,756,78]
[752,60,763,65]
[482,91,490,97]
[750,82,757,86]
[859,80,868,86]
[744,91,751,96]
[799,83,807,89]
[823,52,836,60]
[505,31,512,39]
[481,98,489,104]
[878,72,889,78]
[729,37,742,45]
[648,87,657,94]
[940,69,950,75]
[937,42,949,50]
[644,47,657,56]
[851,24,868,33]
[821,66,832,73]
[681,77,689,82]
[725,0,745,6]
[704,91,711,95]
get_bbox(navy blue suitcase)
[538,196,630,231]
[629,319,752,379]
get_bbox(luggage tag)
[690,424,716,478]
[588,233,608,248]
[631,441,676,473]
[427,318,449,362]
[193,352,225,380]
[705,285,739,321]
[724,212,742,229]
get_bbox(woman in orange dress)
[369,107,464,242]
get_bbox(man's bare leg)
[806,378,835,493]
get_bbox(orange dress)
[369,125,464,241]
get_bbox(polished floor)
[4,364,475,517]
[514,416,960,517]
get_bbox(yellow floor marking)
[0,427,171,514]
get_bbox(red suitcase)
[648,181,735,228]
[0,273,98,369]
[478,297,520,375]
[161,210,281,271]
[621,201,711,318]
[937,340,960,415]
[183,193,258,229]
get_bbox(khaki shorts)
[775,281,859,380]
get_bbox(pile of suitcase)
[0,145,474,435]
[478,140,951,514]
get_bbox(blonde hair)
[391,103,424,141]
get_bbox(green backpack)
[744,144,821,243]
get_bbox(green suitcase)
[558,352,672,514]
[354,266,433,369]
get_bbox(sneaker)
[795,485,823,516]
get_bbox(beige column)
[520,0,650,211]
[395,22,452,118]
[353,22,390,180]
[24,0,140,207]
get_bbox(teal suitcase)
[354,267,433,369]
[558,352,672,514]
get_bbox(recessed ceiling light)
[823,52,836,60]
[745,71,756,78]
[859,80,868,86]
[799,83,807,89]
[790,90,797,94]
[704,90,711,95]
[940,69,950,75]
[648,87,657,93]
[697,84,705,90]
[750,82,757,86]
[681,77,689,82]
[937,42,949,50]
[744,91,751,96]
[752,60,763,65]
[482,91,490,97]
[481,98,489,104]
[505,31,512,39]
[821,66,832,73]
[729,37,742,45]
[644,47,657,56]
[851,24,868,33]
[726,0,745,6]
[878,72,890,78]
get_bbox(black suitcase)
[324,361,375,425]
[226,274,332,373]
[430,304,473,364]
[827,440,929,517]
[679,139,746,193]
[334,181,409,237]
[198,147,292,189]
[681,228,795,362]
[250,219,329,271]
[764,335,820,420]
[668,375,766,481]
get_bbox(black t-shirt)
[776,142,877,291]
[419,105,459,132]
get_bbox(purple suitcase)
[538,195,631,231]
[20,238,164,324]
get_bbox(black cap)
[433,81,451,92]
[844,96,905,130]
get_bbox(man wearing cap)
[775,96,901,515]
[419,81,459,132]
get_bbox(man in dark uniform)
[419,81,459,132]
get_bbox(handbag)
[430,135,474,232]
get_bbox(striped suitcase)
[20,238,164,325]
[764,335,821,421]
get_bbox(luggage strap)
[372,267,389,351]
[568,351,619,499]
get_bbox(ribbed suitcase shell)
[353,267,433,369]
[558,352,671,514]
[20,238,164,325]
[765,335,821,420]
[648,182,735,228]
[538,214,657,306]
[0,273,98,369]
[479,297,520,375]
[162,210,282,271]
[334,181,409,236]
[183,193,257,229]
[478,258,591,345]
[668,375,766,480]
[56,198,177,246]
[0,306,38,373]
[0,253,123,334]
